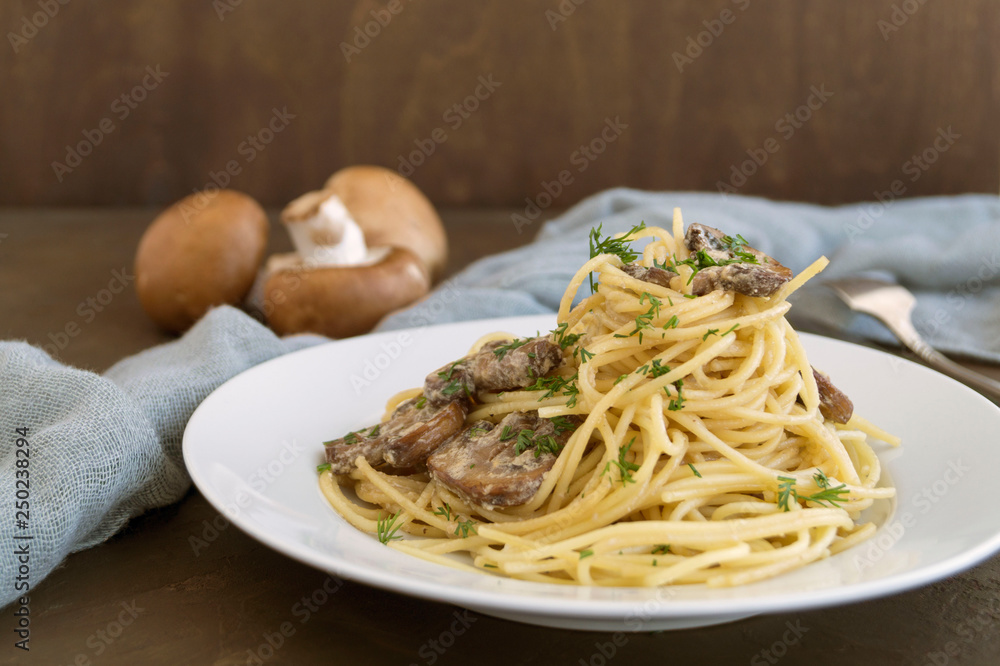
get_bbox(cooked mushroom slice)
[424,359,476,408]
[684,223,793,297]
[424,336,563,406]
[621,262,678,289]
[812,368,854,424]
[471,337,563,392]
[690,263,791,298]
[427,412,579,508]
[324,398,466,473]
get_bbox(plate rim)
[182,314,1000,621]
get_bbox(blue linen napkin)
[3,189,998,609]
[381,190,1000,363]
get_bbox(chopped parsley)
[316,463,331,473]
[415,395,427,409]
[652,544,671,554]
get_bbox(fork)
[826,276,1000,403]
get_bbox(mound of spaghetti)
[318,211,897,587]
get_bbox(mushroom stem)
[282,190,374,267]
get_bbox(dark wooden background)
[1,0,997,208]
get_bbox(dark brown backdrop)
[1,0,997,208]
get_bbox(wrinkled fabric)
[380,190,1000,362]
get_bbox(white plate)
[183,315,1000,631]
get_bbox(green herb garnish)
[580,549,594,559]
[602,437,639,486]
[687,463,702,478]
[493,338,528,360]
[588,222,648,293]
[454,520,477,538]
[316,463,331,473]
[376,511,404,544]
[433,504,453,521]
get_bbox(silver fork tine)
[825,277,1000,403]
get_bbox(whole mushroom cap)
[263,248,430,339]
[324,165,447,279]
[135,189,268,332]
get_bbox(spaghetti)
[319,211,897,587]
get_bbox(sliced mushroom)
[620,262,678,289]
[684,223,793,297]
[423,336,563,407]
[470,337,563,392]
[812,368,854,424]
[424,359,476,408]
[427,411,579,508]
[324,398,466,473]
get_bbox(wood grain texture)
[1,0,997,208]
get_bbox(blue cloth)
[380,190,1000,363]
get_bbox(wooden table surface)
[2,209,999,666]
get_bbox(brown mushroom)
[261,170,447,338]
[325,165,448,279]
[135,190,268,332]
